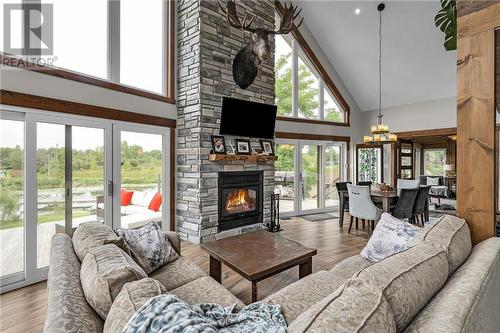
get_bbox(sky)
[1,119,163,152]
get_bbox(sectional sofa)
[44,215,500,332]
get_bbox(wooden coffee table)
[201,230,317,302]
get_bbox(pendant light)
[364,3,397,144]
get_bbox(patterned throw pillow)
[116,222,179,274]
[361,213,420,262]
[427,177,440,186]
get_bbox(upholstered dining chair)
[335,181,352,212]
[412,185,431,226]
[391,188,419,222]
[396,179,420,195]
[347,184,382,235]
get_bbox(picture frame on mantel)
[235,139,251,155]
[260,139,274,155]
[211,135,227,154]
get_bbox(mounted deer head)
[218,0,303,89]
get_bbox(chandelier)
[364,3,397,144]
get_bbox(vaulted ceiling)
[296,0,456,112]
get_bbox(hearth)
[218,171,263,232]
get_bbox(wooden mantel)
[208,154,277,162]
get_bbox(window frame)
[0,0,175,103]
[275,1,350,126]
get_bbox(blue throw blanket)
[122,294,287,333]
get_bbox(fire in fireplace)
[218,171,263,232]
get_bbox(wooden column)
[457,2,499,244]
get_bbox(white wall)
[0,65,178,120]
[361,97,456,134]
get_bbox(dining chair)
[412,185,431,226]
[347,184,382,235]
[396,179,420,195]
[391,188,419,222]
[335,182,352,211]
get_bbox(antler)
[270,2,304,35]
[218,0,256,33]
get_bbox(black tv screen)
[219,97,277,139]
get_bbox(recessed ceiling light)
[355,8,361,15]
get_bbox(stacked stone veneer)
[176,0,276,243]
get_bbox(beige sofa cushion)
[404,238,500,333]
[103,278,166,333]
[149,256,206,290]
[72,222,123,262]
[356,242,449,332]
[264,271,346,324]
[170,276,245,310]
[81,244,147,320]
[421,214,471,275]
[288,278,396,333]
[329,255,374,280]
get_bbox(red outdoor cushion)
[148,192,162,212]
[121,189,134,206]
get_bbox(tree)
[358,148,378,182]
[275,53,319,118]
[0,188,20,223]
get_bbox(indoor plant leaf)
[434,0,457,51]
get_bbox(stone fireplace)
[176,0,275,243]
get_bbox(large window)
[424,149,446,176]
[0,107,171,291]
[274,35,347,124]
[3,0,172,97]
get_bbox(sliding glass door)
[0,108,171,292]
[301,144,320,211]
[275,139,346,217]
[275,142,296,215]
[0,112,25,286]
[325,145,341,208]
[34,116,111,270]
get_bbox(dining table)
[337,189,398,227]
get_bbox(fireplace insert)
[218,171,263,232]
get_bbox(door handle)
[107,180,113,196]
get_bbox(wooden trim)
[166,0,176,100]
[274,131,350,143]
[275,1,351,123]
[0,90,176,128]
[395,127,457,139]
[355,144,383,184]
[457,7,496,244]
[208,154,278,162]
[458,1,499,17]
[391,142,397,186]
[458,2,500,37]
[1,53,175,104]
[276,116,350,127]
[169,129,176,231]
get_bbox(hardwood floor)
[0,216,369,333]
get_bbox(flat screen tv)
[219,97,277,139]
